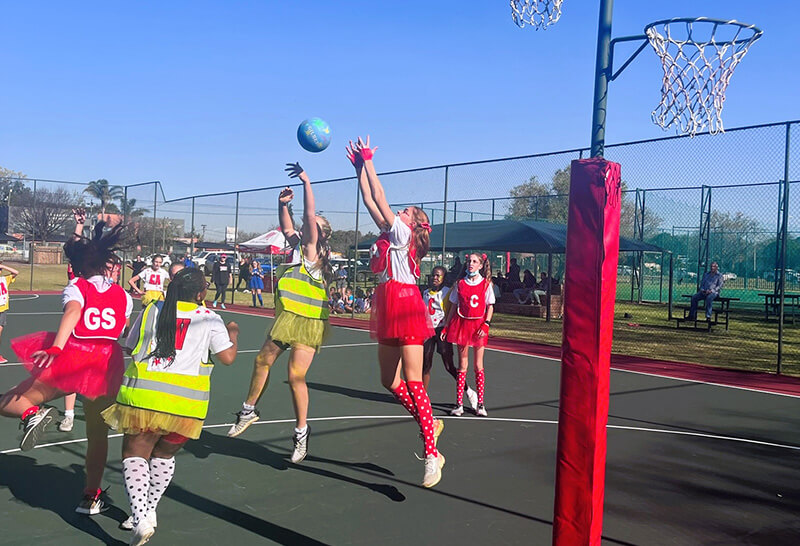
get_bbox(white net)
[646,18,762,137]
[510,0,563,30]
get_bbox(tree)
[329,229,379,256]
[0,167,33,205]
[12,187,82,242]
[84,179,123,215]
[119,197,149,218]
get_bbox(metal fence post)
[190,197,196,257]
[232,192,239,305]
[491,199,495,220]
[442,167,449,266]
[351,180,361,318]
[152,182,158,254]
[777,123,791,374]
[121,185,129,289]
[697,185,711,288]
[29,179,36,290]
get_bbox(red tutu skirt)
[445,314,489,348]
[370,280,434,344]
[12,332,125,400]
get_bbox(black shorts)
[0,311,7,328]
[423,327,453,374]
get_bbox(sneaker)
[120,512,157,531]
[227,409,259,437]
[422,452,446,488]
[291,426,309,463]
[130,519,155,546]
[19,406,57,451]
[476,404,488,417]
[465,387,478,411]
[75,488,109,515]
[58,415,74,432]
[212,301,218,308]
[0,355,8,364]
[449,405,464,417]
[433,419,444,446]
[221,303,227,310]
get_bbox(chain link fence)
[3,120,799,373]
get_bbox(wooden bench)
[495,289,563,319]
[759,292,800,324]
[674,295,738,331]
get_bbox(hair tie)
[481,253,487,261]
[418,222,432,233]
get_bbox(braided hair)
[149,267,207,360]
[64,221,125,278]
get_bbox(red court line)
[18,294,800,397]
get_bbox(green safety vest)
[116,301,213,420]
[276,250,329,320]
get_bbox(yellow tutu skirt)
[142,290,165,307]
[269,310,330,352]
[102,403,204,439]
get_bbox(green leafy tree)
[84,179,123,215]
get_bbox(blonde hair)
[410,207,431,265]
[315,215,334,285]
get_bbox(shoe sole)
[75,504,109,515]
[58,423,74,432]
[290,430,309,463]
[20,407,57,451]
[131,527,155,546]
[433,419,444,446]
[423,454,446,488]
[227,415,259,438]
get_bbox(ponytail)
[149,268,207,360]
[411,208,431,264]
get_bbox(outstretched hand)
[279,187,294,204]
[346,141,362,167]
[356,135,378,160]
[285,162,309,183]
[72,207,86,224]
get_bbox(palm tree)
[84,179,123,215]
[119,196,148,218]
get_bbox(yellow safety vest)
[276,250,329,320]
[116,301,213,419]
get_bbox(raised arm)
[277,186,296,240]
[285,162,319,262]
[72,207,86,239]
[347,141,386,229]
[357,136,395,228]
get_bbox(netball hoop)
[645,18,763,136]
[510,0,563,30]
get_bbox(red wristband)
[44,346,63,356]
[480,323,490,336]
[359,147,374,161]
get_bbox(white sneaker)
[227,409,259,437]
[130,519,155,546]
[422,452,446,488]
[19,407,57,451]
[120,512,157,531]
[58,415,74,432]
[212,301,218,308]
[476,404,488,417]
[291,426,309,463]
[465,387,479,411]
[449,405,464,417]
[221,303,227,310]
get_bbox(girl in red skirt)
[0,218,133,514]
[440,253,495,417]
[346,136,444,488]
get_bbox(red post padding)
[553,158,621,546]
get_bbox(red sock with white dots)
[407,381,438,458]
[456,371,466,406]
[475,369,485,405]
[390,382,420,424]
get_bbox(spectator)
[236,256,251,291]
[449,256,462,275]
[532,272,551,306]
[513,270,537,304]
[182,254,196,268]
[688,262,724,321]
[507,258,521,287]
[211,253,233,309]
[335,264,348,292]
[343,287,354,313]
[354,288,368,313]
[129,254,146,294]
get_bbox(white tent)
[238,229,291,254]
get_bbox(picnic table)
[758,292,800,324]
[675,294,739,331]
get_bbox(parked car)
[0,244,23,258]
[722,272,738,281]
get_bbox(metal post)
[590,0,615,157]
[190,197,196,257]
[29,179,36,290]
[352,180,361,318]
[453,201,458,223]
[697,186,711,289]
[668,252,674,320]
[232,192,239,305]
[546,253,554,322]
[152,182,158,254]
[492,199,496,220]
[778,124,791,374]
[121,185,129,289]
[441,167,449,266]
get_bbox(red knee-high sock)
[475,369,485,405]
[456,371,466,406]
[390,382,420,424]
[407,381,438,458]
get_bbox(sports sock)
[456,371,466,406]
[475,369,485,405]
[241,402,255,414]
[258,294,263,305]
[64,409,75,419]
[122,457,150,525]
[147,457,176,514]
[407,381,438,458]
[294,425,308,435]
[21,406,38,421]
[391,382,420,424]
[252,293,257,306]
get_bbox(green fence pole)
[590,0,614,157]
[778,123,791,374]
[29,179,36,291]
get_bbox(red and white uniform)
[12,275,133,399]
[422,286,450,330]
[369,218,433,345]
[141,267,168,293]
[445,275,495,347]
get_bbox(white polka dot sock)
[147,457,176,514]
[122,457,150,525]
[407,381,438,458]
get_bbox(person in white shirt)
[129,256,168,307]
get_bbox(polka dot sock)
[475,369,485,405]
[147,457,176,515]
[407,381,438,458]
[122,457,150,525]
[456,371,467,406]
[390,382,420,425]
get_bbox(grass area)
[11,265,799,377]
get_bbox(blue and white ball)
[297,118,331,153]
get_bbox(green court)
[1,294,799,545]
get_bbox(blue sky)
[2,1,797,203]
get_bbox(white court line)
[9,295,40,301]
[8,312,63,315]
[0,342,378,368]
[2,414,799,455]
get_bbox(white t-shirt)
[287,234,324,281]
[127,302,233,376]
[423,286,450,328]
[63,275,134,318]
[379,217,417,285]
[140,267,168,292]
[448,275,497,306]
